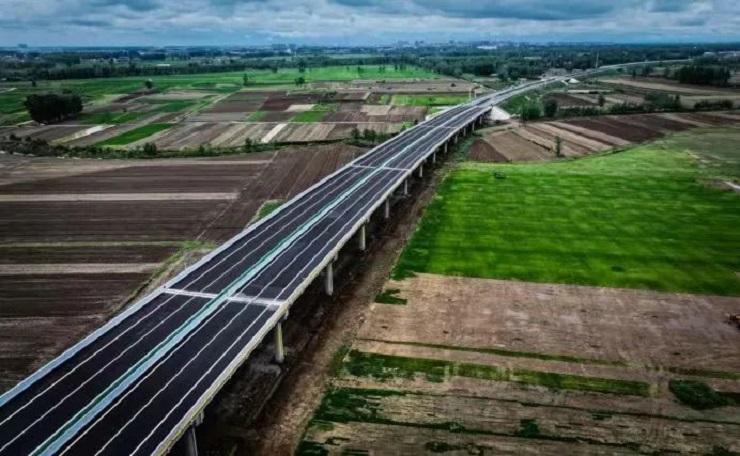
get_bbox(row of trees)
[24,93,82,124]
[675,65,732,86]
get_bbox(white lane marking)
[77,162,398,456]
[165,288,282,310]
[349,164,409,172]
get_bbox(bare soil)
[298,273,740,455]
[0,144,366,392]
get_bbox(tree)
[24,93,83,124]
[30,80,37,88]
[597,93,606,108]
[142,142,157,157]
[243,137,253,153]
[144,79,154,90]
[362,128,376,142]
[543,98,558,117]
[294,76,305,86]
[351,126,360,141]
[242,73,249,86]
[520,100,542,122]
[555,136,563,157]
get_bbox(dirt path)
[243,161,455,455]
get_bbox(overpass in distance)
[0,60,678,455]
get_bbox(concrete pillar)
[273,322,284,363]
[325,262,334,296]
[359,224,366,251]
[444,143,448,154]
[418,165,423,178]
[403,179,408,195]
[184,426,198,456]
[432,152,436,164]
[383,198,390,220]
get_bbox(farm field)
[468,111,740,162]
[395,131,740,295]
[0,69,457,146]
[0,143,365,393]
[390,93,470,106]
[297,127,740,455]
[299,274,740,455]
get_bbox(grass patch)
[668,379,738,410]
[246,110,268,121]
[257,200,284,220]
[150,100,195,113]
[292,110,328,122]
[393,132,740,296]
[391,94,469,107]
[96,124,172,146]
[329,344,351,378]
[77,111,150,124]
[374,288,407,305]
[358,339,630,367]
[342,350,650,396]
[516,419,541,438]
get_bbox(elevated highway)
[0,60,684,455]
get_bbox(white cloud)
[0,0,737,45]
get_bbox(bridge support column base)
[274,322,284,363]
[325,262,334,296]
[184,426,198,456]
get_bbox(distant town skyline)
[0,0,738,47]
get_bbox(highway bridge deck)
[0,99,491,456]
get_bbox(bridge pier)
[273,322,284,363]
[358,223,366,251]
[432,152,436,165]
[325,262,334,296]
[383,198,390,220]
[403,179,408,195]
[184,426,198,456]
[418,165,423,178]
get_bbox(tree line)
[675,65,732,86]
[24,93,82,123]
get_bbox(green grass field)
[96,124,172,146]
[77,111,153,125]
[394,130,740,296]
[292,110,327,122]
[390,94,469,107]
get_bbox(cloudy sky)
[0,0,738,46]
